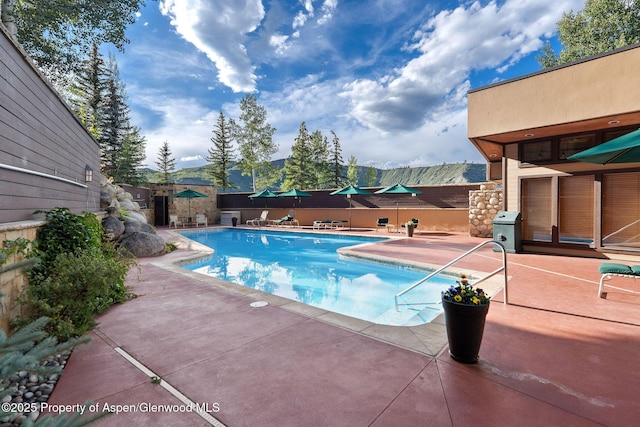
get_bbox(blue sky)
[112,0,585,171]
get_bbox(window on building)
[521,178,552,242]
[602,172,640,249]
[559,134,596,160]
[558,175,593,244]
[521,140,552,163]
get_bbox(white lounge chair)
[169,214,183,228]
[195,213,208,227]
[247,210,269,226]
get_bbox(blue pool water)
[180,228,452,326]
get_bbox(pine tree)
[309,131,331,189]
[155,141,176,184]
[329,130,345,188]
[207,111,236,192]
[99,54,145,183]
[283,122,314,190]
[99,55,129,179]
[115,127,146,186]
[68,43,106,140]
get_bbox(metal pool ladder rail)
[394,240,508,311]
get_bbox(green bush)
[14,208,136,340]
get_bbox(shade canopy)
[171,189,208,199]
[330,185,370,230]
[567,128,640,164]
[278,188,312,198]
[170,189,208,221]
[374,184,421,228]
[330,184,371,196]
[374,183,422,195]
[249,188,279,198]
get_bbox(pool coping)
[156,227,502,357]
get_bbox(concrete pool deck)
[47,226,640,426]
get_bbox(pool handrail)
[394,240,508,310]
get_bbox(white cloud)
[342,0,583,133]
[158,0,265,92]
[129,0,587,170]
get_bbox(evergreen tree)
[329,130,345,188]
[347,156,359,185]
[309,130,332,189]
[229,94,277,192]
[283,122,314,190]
[99,55,128,178]
[99,54,145,183]
[207,111,236,192]
[68,43,106,140]
[156,140,176,184]
[537,0,640,68]
[115,127,146,186]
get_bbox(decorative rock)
[119,232,166,258]
[102,216,125,242]
[123,218,155,235]
[469,183,503,237]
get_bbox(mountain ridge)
[145,160,486,192]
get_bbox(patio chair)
[376,217,389,232]
[169,214,183,228]
[314,219,344,230]
[195,213,208,227]
[598,262,640,298]
[247,210,269,226]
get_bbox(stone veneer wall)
[0,222,41,332]
[469,183,503,238]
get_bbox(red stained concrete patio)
[47,227,640,426]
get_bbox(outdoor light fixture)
[85,165,93,182]
[524,133,534,137]
[608,120,620,125]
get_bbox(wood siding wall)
[0,26,100,223]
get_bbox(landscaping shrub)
[14,208,136,341]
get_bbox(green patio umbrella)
[171,188,208,222]
[249,188,279,207]
[374,184,422,227]
[278,188,311,214]
[567,128,640,164]
[330,185,371,229]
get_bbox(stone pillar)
[468,183,503,237]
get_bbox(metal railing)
[394,240,508,310]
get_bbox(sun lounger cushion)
[598,262,640,298]
[598,263,634,275]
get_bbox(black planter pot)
[442,298,490,364]
[232,217,238,227]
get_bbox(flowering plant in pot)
[441,274,490,363]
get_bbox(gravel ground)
[0,351,70,426]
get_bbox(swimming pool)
[180,228,453,326]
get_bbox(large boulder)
[119,232,166,257]
[102,216,125,242]
[100,191,113,209]
[123,218,156,234]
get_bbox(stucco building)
[468,43,640,256]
